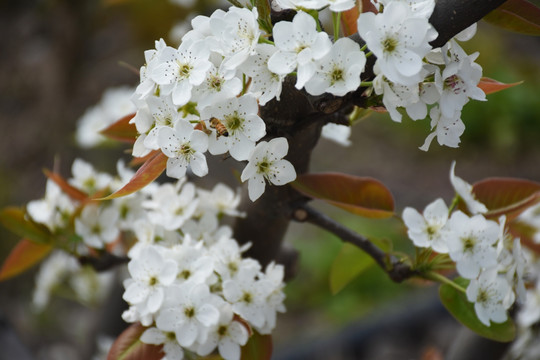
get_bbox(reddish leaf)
[0,239,53,281]
[509,220,540,254]
[342,0,377,36]
[129,150,160,167]
[44,169,89,202]
[293,173,395,218]
[0,207,52,244]
[100,113,138,144]
[472,178,540,220]
[483,0,540,36]
[102,152,167,200]
[241,332,273,360]
[478,77,523,95]
[107,323,163,360]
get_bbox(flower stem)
[424,271,466,293]
[332,12,341,42]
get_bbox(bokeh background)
[1,0,540,359]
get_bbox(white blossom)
[305,37,366,96]
[268,11,332,89]
[240,137,297,201]
[449,161,488,214]
[357,1,436,85]
[75,205,120,249]
[466,268,514,326]
[402,198,450,253]
[158,119,209,179]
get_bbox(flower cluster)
[26,157,285,360]
[126,0,488,202]
[123,241,285,360]
[402,162,527,326]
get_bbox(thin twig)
[292,203,416,283]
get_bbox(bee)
[209,117,229,137]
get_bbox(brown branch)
[292,203,416,283]
[78,253,129,272]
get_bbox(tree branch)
[292,203,416,283]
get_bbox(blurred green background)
[0,0,539,359]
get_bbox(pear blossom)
[305,37,366,96]
[357,1,436,85]
[156,282,222,348]
[151,40,211,106]
[273,0,329,11]
[158,119,209,179]
[143,182,199,231]
[196,183,243,218]
[240,137,297,201]
[223,262,273,328]
[69,158,113,194]
[123,245,178,314]
[419,106,465,151]
[140,327,185,360]
[169,235,215,285]
[446,211,499,279]
[242,43,285,106]
[191,62,242,109]
[27,179,75,232]
[376,0,436,18]
[435,41,485,118]
[75,205,120,249]
[321,123,352,147]
[135,38,168,100]
[466,268,514,326]
[210,7,261,70]
[196,306,249,360]
[449,161,488,214]
[268,11,332,89]
[200,95,266,161]
[402,198,450,253]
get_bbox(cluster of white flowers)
[125,0,488,202]
[359,1,485,150]
[122,241,285,360]
[402,162,527,326]
[26,157,285,360]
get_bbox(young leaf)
[483,0,540,36]
[472,178,540,220]
[439,278,515,342]
[478,77,523,95]
[100,113,138,144]
[0,207,52,244]
[129,150,160,167]
[329,242,375,294]
[107,323,163,360]
[0,239,53,281]
[241,332,272,360]
[101,151,168,200]
[292,173,395,218]
[44,169,90,202]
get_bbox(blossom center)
[257,159,270,174]
[242,291,253,304]
[382,36,398,53]
[461,236,476,253]
[330,67,344,85]
[218,325,228,336]
[224,113,243,132]
[444,75,465,94]
[178,63,193,79]
[184,307,195,318]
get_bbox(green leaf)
[477,77,523,95]
[101,151,168,200]
[0,207,52,244]
[439,278,516,342]
[241,332,272,360]
[472,177,540,220]
[100,113,138,144]
[0,239,53,281]
[107,323,163,360]
[483,0,540,36]
[329,243,375,295]
[292,173,395,218]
